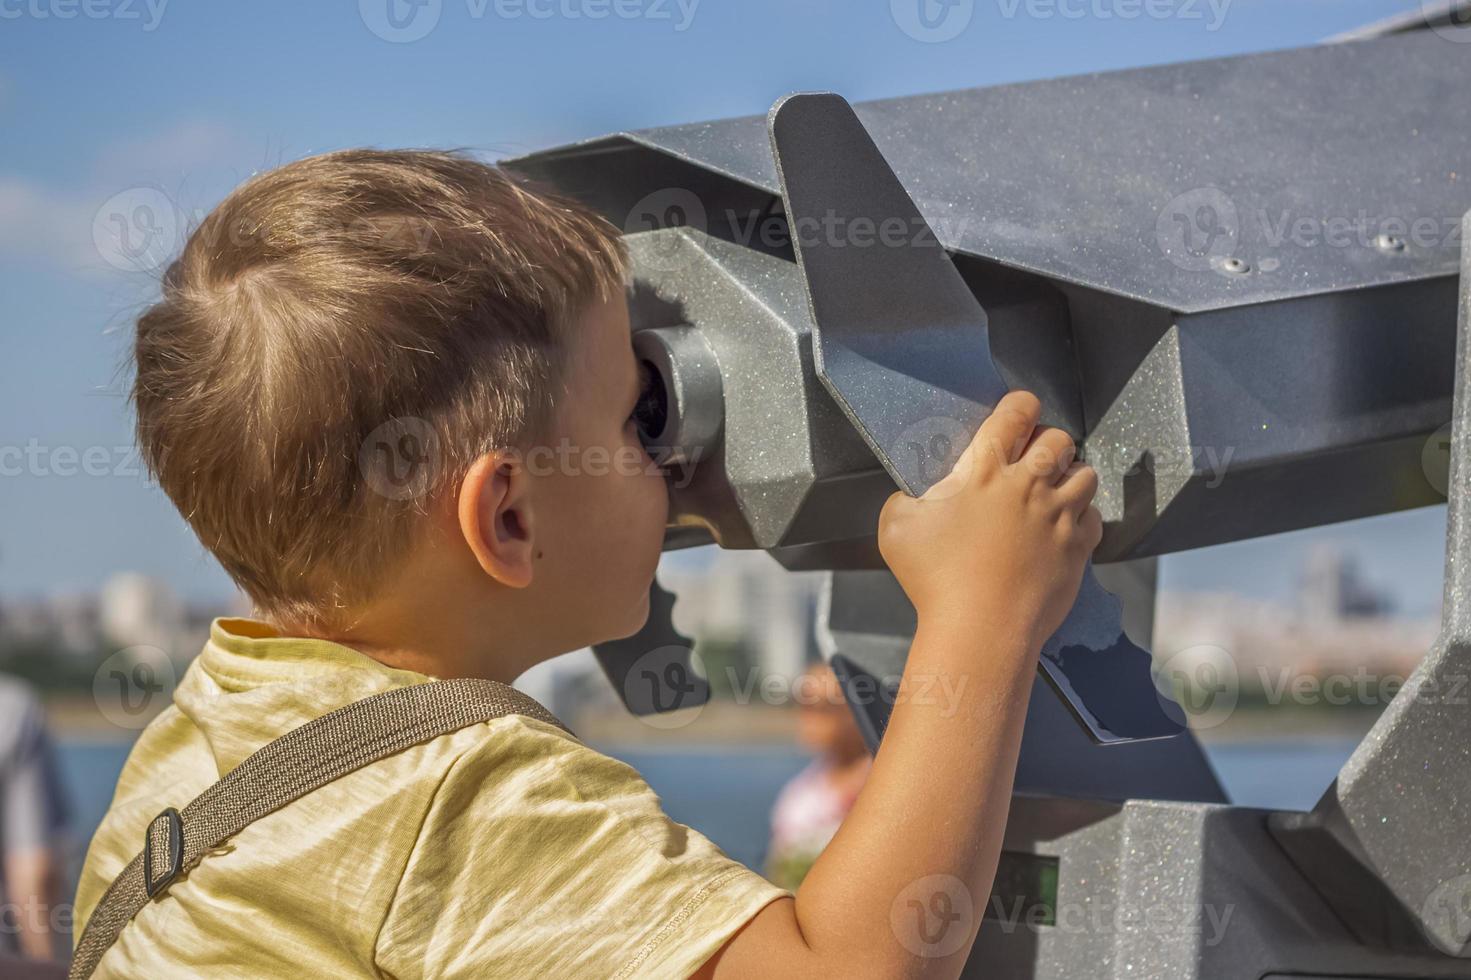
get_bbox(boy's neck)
[296,567,529,685]
[281,517,575,686]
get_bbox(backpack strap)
[69,678,568,980]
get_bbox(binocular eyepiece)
[631,325,724,470]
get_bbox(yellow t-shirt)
[75,617,789,978]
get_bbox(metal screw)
[1373,233,1406,253]
[1219,257,1250,275]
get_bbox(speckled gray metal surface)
[1271,213,1471,958]
[506,36,1460,567]
[509,32,1471,314]
[768,92,1182,744]
[540,36,1471,974]
[962,797,1471,978]
[588,576,709,716]
[620,228,889,552]
[820,567,1226,804]
[1078,279,1456,561]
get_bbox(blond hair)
[133,149,628,629]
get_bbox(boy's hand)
[700,391,1100,980]
[877,390,1102,649]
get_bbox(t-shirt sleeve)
[375,716,792,980]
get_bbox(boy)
[75,149,1101,978]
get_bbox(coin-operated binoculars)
[509,27,1471,979]
[603,93,1187,752]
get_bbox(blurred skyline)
[0,0,1451,616]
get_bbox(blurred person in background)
[0,676,69,961]
[765,662,872,890]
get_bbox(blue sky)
[0,0,1450,615]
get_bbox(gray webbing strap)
[69,678,569,980]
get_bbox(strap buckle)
[143,807,184,899]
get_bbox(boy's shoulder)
[372,707,789,978]
[77,623,787,978]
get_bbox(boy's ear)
[457,450,536,589]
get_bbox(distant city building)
[100,572,185,654]
[514,549,824,716]
[1298,545,1393,622]
[514,648,602,720]
[660,549,822,684]
[0,572,246,664]
[0,548,1439,716]
[0,593,102,656]
[1155,589,1438,688]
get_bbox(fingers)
[1078,503,1104,553]
[1057,461,1099,511]
[876,488,917,564]
[1021,426,1076,483]
[975,390,1041,468]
